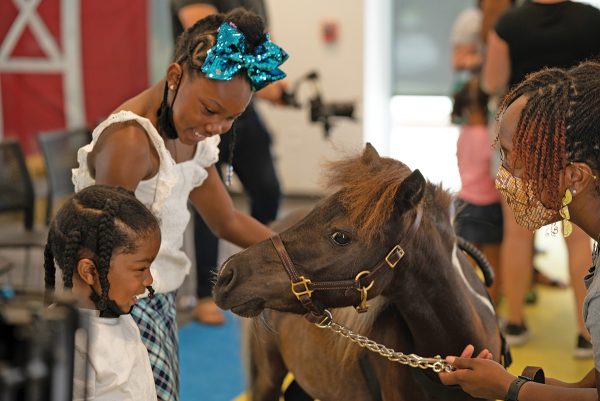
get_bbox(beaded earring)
[559,188,573,237]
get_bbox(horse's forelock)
[323,154,413,243]
[432,184,454,214]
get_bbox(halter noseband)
[270,207,423,324]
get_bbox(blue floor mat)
[179,311,244,401]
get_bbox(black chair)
[37,128,91,225]
[0,254,13,277]
[0,140,47,285]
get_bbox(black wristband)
[504,376,532,401]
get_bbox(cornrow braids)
[45,185,160,308]
[62,229,82,289]
[96,199,119,310]
[496,61,600,209]
[43,243,55,290]
[173,7,266,76]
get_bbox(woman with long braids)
[72,8,288,400]
[44,185,160,400]
[440,60,600,400]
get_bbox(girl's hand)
[439,344,514,400]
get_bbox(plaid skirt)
[131,291,179,401]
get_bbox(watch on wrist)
[504,376,531,401]
[504,366,545,401]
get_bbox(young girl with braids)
[452,74,503,304]
[440,60,600,400]
[72,8,287,400]
[44,185,160,400]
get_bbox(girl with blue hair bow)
[72,8,288,400]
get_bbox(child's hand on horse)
[438,344,513,400]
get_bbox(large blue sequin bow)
[201,22,288,91]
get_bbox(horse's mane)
[323,151,453,243]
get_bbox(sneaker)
[574,335,593,359]
[504,322,530,346]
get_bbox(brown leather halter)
[270,207,423,324]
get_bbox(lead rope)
[314,310,455,373]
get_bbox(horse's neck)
[390,238,494,355]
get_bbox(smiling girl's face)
[167,66,252,145]
[103,229,160,312]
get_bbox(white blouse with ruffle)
[72,110,220,294]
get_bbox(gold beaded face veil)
[495,165,558,230]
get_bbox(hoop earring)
[559,188,573,237]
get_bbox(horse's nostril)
[216,263,235,291]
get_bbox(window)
[392,0,473,96]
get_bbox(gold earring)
[559,188,573,237]
[169,85,175,90]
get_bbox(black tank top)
[495,1,600,88]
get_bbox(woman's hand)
[439,344,515,400]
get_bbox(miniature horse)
[214,144,503,401]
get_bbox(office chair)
[0,140,47,287]
[37,128,91,225]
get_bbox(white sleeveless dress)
[72,110,220,294]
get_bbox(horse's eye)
[331,231,351,246]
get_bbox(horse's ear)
[394,169,426,212]
[362,143,380,162]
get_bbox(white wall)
[257,0,364,195]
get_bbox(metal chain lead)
[315,310,455,373]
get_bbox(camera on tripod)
[282,70,355,138]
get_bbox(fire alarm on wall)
[321,19,339,44]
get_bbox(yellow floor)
[502,286,593,382]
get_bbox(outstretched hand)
[439,344,515,400]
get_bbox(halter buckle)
[291,276,313,300]
[355,287,369,313]
[315,309,333,328]
[385,245,405,268]
[354,270,374,313]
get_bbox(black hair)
[173,7,267,76]
[43,185,160,310]
[497,60,600,209]
[451,74,489,124]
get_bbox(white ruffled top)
[72,110,220,294]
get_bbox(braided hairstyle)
[173,7,267,77]
[496,60,600,210]
[43,185,159,310]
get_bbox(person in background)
[450,2,503,303]
[73,9,288,400]
[452,75,503,304]
[44,185,159,401]
[171,0,287,325]
[450,0,483,92]
[441,59,600,401]
[482,0,600,355]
